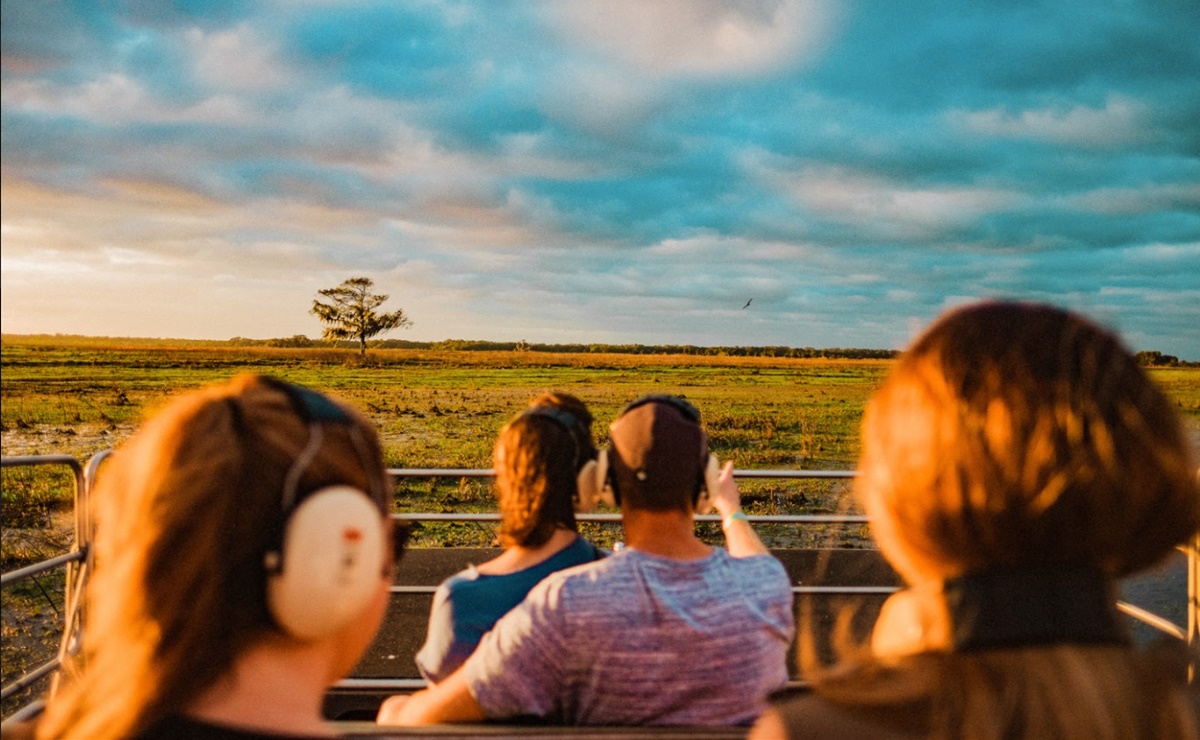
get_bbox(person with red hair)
[753,302,1199,739]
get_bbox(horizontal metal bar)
[334,678,429,691]
[1,551,85,587]
[794,585,897,595]
[2,699,46,726]
[702,514,869,524]
[388,468,857,480]
[393,512,500,522]
[391,513,868,524]
[390,468,494,478]
[1117,600,1185,640]
[389,584,898,596]
[735,470,857,479]
[331,677,812,692]
[1,455,83,473]
[0,658,59,701]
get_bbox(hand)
[708,459,741,518]
[376,694,411,724]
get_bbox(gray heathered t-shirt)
[463,547,794,726]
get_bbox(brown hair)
[36,375,392,740]
[493,392,594,549]
[858,301,1197,583]
[797,302,1200,739]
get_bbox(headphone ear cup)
[595,449,617,508]
[266,486,385,641]
[575,458,600,513]
[694,454,720,515]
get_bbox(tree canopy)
[311,277,412,356]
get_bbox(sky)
[2,1,1199,358]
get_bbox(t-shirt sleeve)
[462,575,572,719]
[415,580,479,683]
[737,553,796,643]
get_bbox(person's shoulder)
[544,535,607,570]
[434,566,486,597]
[544,552,615,587]
[521,549,631,606]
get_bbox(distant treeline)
[227,334,900,359]
[1134,351,1191,367]
[5,334,1194,365]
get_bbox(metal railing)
[0,455,90,715]
[3,456,1196,715]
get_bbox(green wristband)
[723,510,750,527]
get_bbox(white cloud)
[950,94,1153,148]
[647,233,816,261]
[546,0,837,79]
[539,61,666,136]
[187,25,289,92]
[2,73,258,126]
[536,0,839,135]
[754,162,1025,238]
[1061,183,1200,215]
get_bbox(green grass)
[3,337,1198,554]
[2,340,892,556]
[0,341,891,466]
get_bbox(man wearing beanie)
[379,395,794,728]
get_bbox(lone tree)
[311,277,412,357]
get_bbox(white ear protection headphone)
[574,451,608,513]
[513,405,605,514]
[261,380,389,642]
[579,396,722,515]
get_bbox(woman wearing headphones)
[751,302,1200,739]
[415,392,605,684]
[33,375,402,740]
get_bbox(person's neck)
[186,634,336,736]
[622,507,712,560]
[477,527,579,575]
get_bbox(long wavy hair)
[36,375,392,740]
[810,302,1200,739]
[493,392,595,549]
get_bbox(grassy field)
[1,340,904,551]
[4,339,1199,545]
[4,340,1199,523]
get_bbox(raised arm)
[376,667,486,726]
[709,460,770,557]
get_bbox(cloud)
[1063,183,1200,216]
[752,159,1026,241]
[545,0,837,79]
[951,95,1153,148]
[2,73,254,126]
[188,25,290,92]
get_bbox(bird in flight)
[742,298,753,309]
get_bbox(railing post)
[1189,531,1198,683]
[0,455,88,719]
